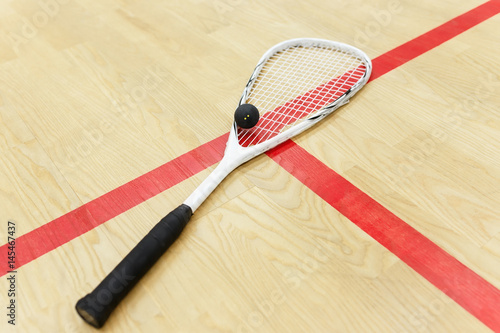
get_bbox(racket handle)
[75,204,192,328]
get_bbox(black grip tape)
[75,204,192,328]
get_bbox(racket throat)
[183,155,240,212]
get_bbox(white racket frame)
[184,38,372,212]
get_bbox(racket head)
[233,38,371,149]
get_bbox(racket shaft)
[184,154,239,212]
[75,204,192,328]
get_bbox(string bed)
[238,45,366,147]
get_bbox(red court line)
[370,0,500,81]
[266,140,500,333]
[1,1,500,330]
[0,134,228,273]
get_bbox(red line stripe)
[0,134,227,273]
[370,0,500,81]
[1,1,500,330]
[266,140,500,332]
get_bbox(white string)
[238,45,366,147]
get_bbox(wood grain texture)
[0,0,499,332]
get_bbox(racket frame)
[76,38,371,328]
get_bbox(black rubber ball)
[234,104,260,129]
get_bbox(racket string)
[238,45,367,147]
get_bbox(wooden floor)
[1,0,499,332]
